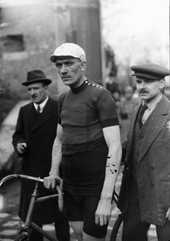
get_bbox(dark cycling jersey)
[59,79,119,155]
[59,79,119,195]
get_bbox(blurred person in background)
[112,91,121,109]
[106,74,120,109]
[12,70,70,241]
[118,63,170,241]
[44,43,122,241]
[106,75,119,95]
[118,85,140,141]
[162,85,170,100]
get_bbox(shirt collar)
[33,96,49,110]
[71,80,87,93]
[143,93,162,111]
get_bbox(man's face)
[136,77,165,103]
[55,57,86,89]
[27,82,48,104]
[125,89,133,100]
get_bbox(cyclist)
[44,43,122,241]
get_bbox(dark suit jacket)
[12,97,63,224]
[118,95,170,226]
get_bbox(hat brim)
[50,54,82,63]
[132,72,162,80]
[22,78,52,86]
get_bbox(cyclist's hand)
[95,197,112,226]
[44,174,63,191]
[166,207,170,221]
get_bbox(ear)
[44,85,49,92]
[81,62,86,72]
[159,79,165,90]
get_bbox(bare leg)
[70,221,106,241]
[70,221,83,241]
[83,232,105,241]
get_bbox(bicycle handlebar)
[0,174,64,212]
[0,174,44,187]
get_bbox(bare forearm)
[49,137,62,176]
[101,144,122,199]
[95,140,122,226]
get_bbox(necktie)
[36,105,41,118]
[138,104,148,128]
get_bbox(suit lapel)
[139,96,170,162]
[26,103,37,129]
[126,104,141,160]
[31,98,53,132]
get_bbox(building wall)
[1,0,66,99]
[55,0,104,84]
[0,0,103,100]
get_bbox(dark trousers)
[122,178,170,241]
[29,218,70,241]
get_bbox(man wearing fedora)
[12,70,70,241]
[117,63,170,241]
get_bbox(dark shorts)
[64,190,108,238]
[61,146,108,196]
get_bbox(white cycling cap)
[50,43,86,63]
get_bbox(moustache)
[139,89,148,94]
[31,95,37,98]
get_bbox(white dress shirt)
[33,97,49,113]
[142,93,162,124]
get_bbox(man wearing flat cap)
[118,63,170,241]
[12,70,70,241]
[44,43,122,241]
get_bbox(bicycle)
[0,174,123,241]
[110,189,123,241]
[0,174,63,241]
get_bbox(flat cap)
[50,43,86,63]
[131,63,170,80]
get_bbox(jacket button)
[151,182,154,186]
[151,165,155,170]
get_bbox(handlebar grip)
[56,186,64,212]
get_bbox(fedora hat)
[22,70,52,86]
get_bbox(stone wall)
[1,0,68,100]
[0,0,103,101]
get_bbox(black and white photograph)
[0,0,169,240]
